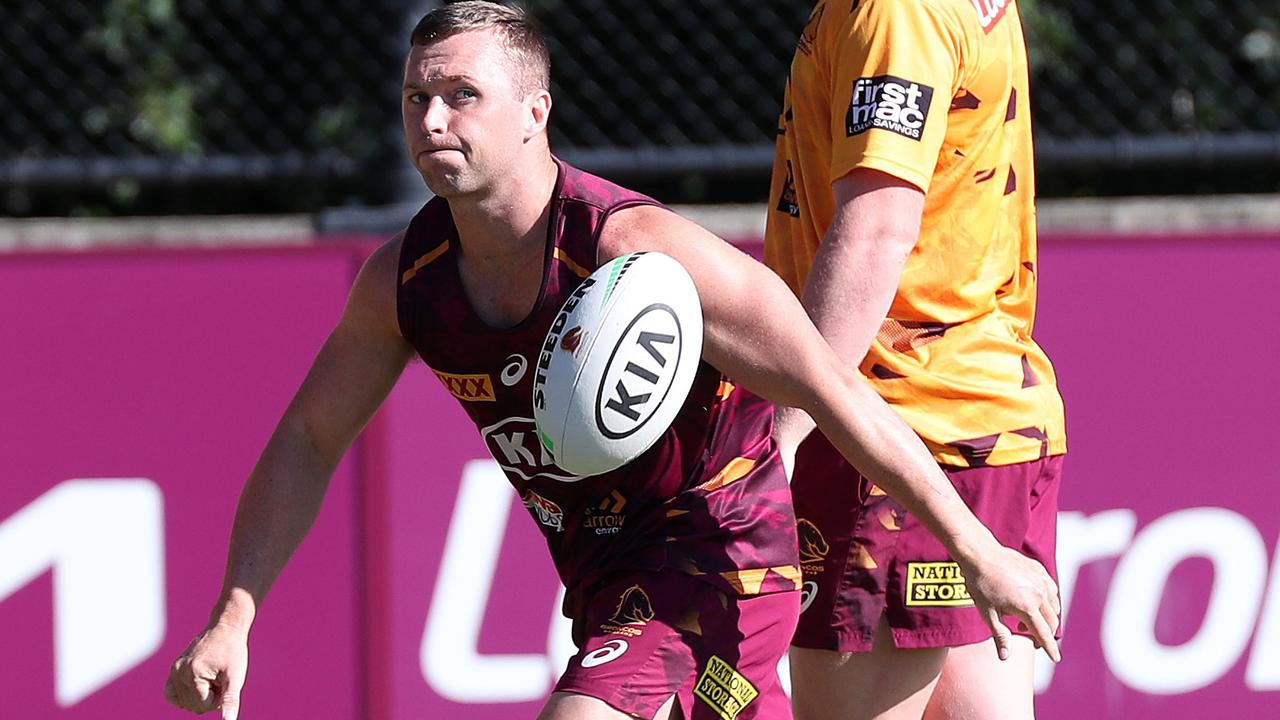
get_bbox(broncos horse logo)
[607,585,656,626]
[798,518,830,566]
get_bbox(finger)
[1023,609,1061,663]
[1041,633,1061,663]
[191,676,220,713]
[984,607,1011,661]
[194,676,213,704]
[171,664,204,711]
[220,669,243,720]
[1042,595,1061,636]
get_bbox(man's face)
[402,29,532,197]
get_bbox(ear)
[525,89,552,140]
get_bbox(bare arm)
[214,235,413,623]
[600,206,1060,661]
[771,169,924,457]
[166,235,414,718]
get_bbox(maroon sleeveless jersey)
[396,159,800,619]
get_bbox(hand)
[958,544,1062,663]
[164,622,249,719]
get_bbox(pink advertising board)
[1030,232,1280,718]
[360,230,1280,718]
[0,246,369,719]
[3,230,1279,719]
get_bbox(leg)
[790,616,948,720]
[554,570,795,720]
[538,692,679,720]
[922,635,1036,720]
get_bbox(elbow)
[785,356,865,420]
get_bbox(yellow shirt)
[764,0,1066,467]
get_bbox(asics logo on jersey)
[799,581,819,613]
[500,354,528,386]
[846,75,934,141]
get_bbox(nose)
[422,95,448,135]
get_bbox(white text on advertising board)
[419,471,1280,702]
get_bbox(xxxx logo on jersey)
[434,370,496,402]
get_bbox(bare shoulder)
[361,230,407,281]
[344,229,408,337]
[599,204,719,260]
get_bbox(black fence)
[2,0,1278,215]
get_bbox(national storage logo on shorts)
[846,75,933,141]
[904,562,974,607]
[695,655,759,720]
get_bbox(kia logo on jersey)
[846,75,934,141]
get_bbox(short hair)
[409,1,551,96]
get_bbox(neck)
[449,153,559,263]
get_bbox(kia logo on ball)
[595,304,683,439]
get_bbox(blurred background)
[2,0,1278,220]
[2,1,1279,719]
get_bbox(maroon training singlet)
[396,158,800,622]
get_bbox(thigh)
[539,692,679,720]
[555,570,799,720]
[790,616,948,720]
[923,636,1036,720]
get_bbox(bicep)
[600,207,844,410]
[285,239,414,467]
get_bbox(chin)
[420,170,468,198]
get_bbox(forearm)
[807,372,995,560]
[210,415,337,630]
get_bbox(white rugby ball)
[532,251,703,478]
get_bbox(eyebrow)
[404,74,478,89]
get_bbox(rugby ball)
[532,252,703,477]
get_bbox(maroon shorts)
[789,434,1063,652]
[555,569,799,719]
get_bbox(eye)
[406,91,428,104]
[455,88,477,101]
